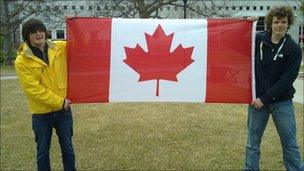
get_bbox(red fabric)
[205,19,252,103]
[67,18,253,103]
[123,25,194,97]
[67,18,112,102]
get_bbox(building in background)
[11,0,303,44]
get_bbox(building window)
[54,6,59,10]
[239,6,243,10]
[47,30,52,39]
[63,5,67,10]
[105,6,109,10]
[299,26,303,44]
[218,6,222,10]
[267,6,270,10]
[71,5,76,10]
[300,25,304,43]
[232,6,236,10]
[225,6,229,10]
[88,6,92,10]
[56,30,65,39]
[294,6,297,10]
[260,6,263,10]
[80,6,84,10]
[246,6,250,10]
[13,32,17,43]
[97,6,100,10]
[174,6,178,11]
[253,6,257,10]
[257,17,265,31]
[167,6,170,10]
[45,5,51,10]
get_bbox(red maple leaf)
[123,25,194,96]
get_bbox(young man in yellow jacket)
[15,18,76,171]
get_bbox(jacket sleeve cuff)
[61,98,65,110]
[260,94,273,105]
[54,97,65,111]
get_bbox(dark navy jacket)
[255,31,302,105]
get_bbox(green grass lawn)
[0,64,15,75]
[1,79,303,170]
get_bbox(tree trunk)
[2,0,14,65]
[183,0,188,19]
[3,34,13,65]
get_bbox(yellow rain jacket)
[15,40,67,114]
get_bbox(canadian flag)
[67,18,256,103]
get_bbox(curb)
[0,73,16,76]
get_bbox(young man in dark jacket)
[244,6,304,170]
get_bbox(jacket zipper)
[259,38,286,61]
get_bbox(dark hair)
[265,6,294,32]
[21,18,47,42]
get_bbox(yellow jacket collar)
[17,40,57,65]
[17,40,57,58]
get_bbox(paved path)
[1,75,17,80]
[293,78,303,104]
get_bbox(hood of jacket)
[258,31,293,46]
[17,40,59,66]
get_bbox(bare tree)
[285,0,304,18]
[89,0,234,19]
[301,1,304,12]
[297,0,304,17]
[179,0,235,18]
[0,0,64,65]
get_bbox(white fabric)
[109,18,207,102]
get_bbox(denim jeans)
[32,108,76,171]
[244,100,304,171]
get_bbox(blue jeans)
[244,100,304,171]
[32,108,76,171]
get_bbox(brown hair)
[265,6,294,32]
[21,18,47,42]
